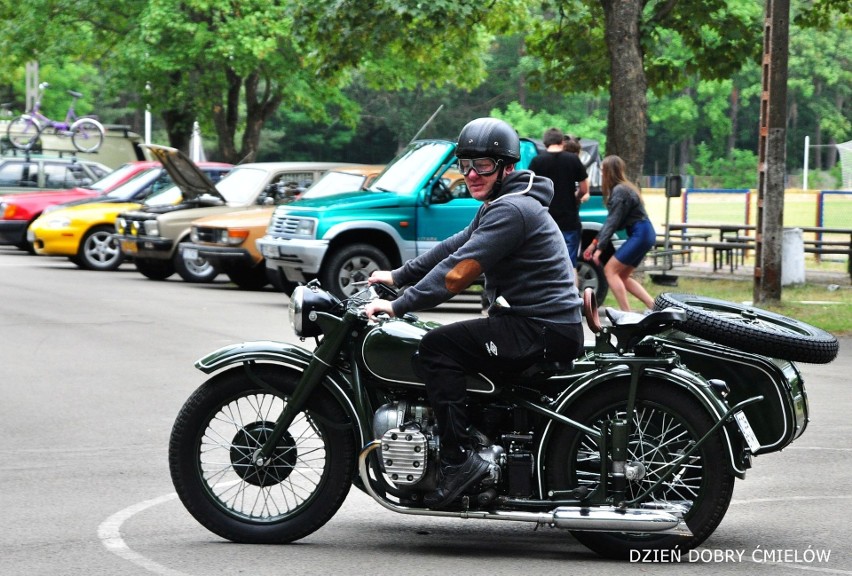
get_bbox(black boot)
[422,451,491,509]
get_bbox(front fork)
[252,311,358,465]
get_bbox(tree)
[525,0,764,182]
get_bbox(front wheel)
[135,257,175,280]
[546,381,735,559]
[70,118,105,153]
[320,243,391,300]
[6,115,42,150]
[175,246,218,283]
[76,225,124,271]
[168,364,356,543]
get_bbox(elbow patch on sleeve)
[445,259,483,294]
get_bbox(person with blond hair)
[583,155,656,311]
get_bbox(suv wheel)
[75,225,124,271]
[576,259,608,303]
[136,257,175,280]
[321,243,391,300]
[175,247,219,283]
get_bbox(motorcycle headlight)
[289,285,339,337]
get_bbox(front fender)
[195,340,366,448]
[195,340,314,373]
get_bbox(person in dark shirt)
[583,155,656,311]
[365,118,584,509]
[528,127,589,272]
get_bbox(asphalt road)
[1,246,850,576]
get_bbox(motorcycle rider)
[365,117,584,509]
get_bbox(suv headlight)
[293,219,316,236]
[116,218,126,233]
[143,219,159,236]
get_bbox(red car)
[0,160,160,251]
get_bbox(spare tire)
[654,293,838,364]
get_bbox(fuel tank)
[360,318,498,394]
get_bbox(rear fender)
[537,363,748,494]
[195,340,366,448]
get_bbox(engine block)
[379,428,429,485]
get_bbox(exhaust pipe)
[357,441,692,536]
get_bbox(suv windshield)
[368,141,454,196]
[302,171,368,199]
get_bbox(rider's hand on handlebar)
[368,270,394,286]
[364,299,396,321]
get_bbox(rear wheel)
[6,115,42,150]
[546,381,735,559]
[576,259,608,303]
[76,225,123,271]
[224,263,270,290]
[135,257,175,280]
[168,364,356,543]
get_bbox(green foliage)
[491,100,607,145]
[685,142,758,188]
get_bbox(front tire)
[175,246,218,283]
[168,364,356,543]
[135,257,175,280]
[70,118,105,152]
[546,381,735,559]
[76,225,124,271]
[320,243,391,300]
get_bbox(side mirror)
[665,174,682,198]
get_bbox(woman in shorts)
[583,155,656,312]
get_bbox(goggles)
[457,157,500,177]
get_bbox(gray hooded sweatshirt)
[390,169,582,325]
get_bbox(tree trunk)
[602,0,648,183]
[728,86,739,156]
[211,69,242,164]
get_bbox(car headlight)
[143,219,159,236]
[289,284,339,337]
[45,216,72,229]
[116,218,126,234]
[294,218,316,237]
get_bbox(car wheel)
[576,259,608,303]
[174,246,219,283]
[224,263,269,290]
[135,257,175,280]
[320,243,391,300]
[75,225,124,271]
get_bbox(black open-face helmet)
[455,118,521,163]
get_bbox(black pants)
[416,315,584,463]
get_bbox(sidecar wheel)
[654,292,838,364]
[546,381,735,559]
[168,364,355,543]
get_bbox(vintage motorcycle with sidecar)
[168,282,838,559]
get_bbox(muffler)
[357,441,692,536]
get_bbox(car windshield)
[86,163,150,192]
[368,141,454,195]
[144,183,181,206]
[215,167,270,204]
[103,169,164,200]
[301,171,367,199]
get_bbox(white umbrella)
[190,121,206,162]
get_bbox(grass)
[631,274,852,336]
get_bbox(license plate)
[734,411,761,452]
[183,248,198,261]
[261,244,278,258]
[121,240,137,254]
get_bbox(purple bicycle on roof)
[5,82,104,153]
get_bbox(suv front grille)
[269,215,305,237]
